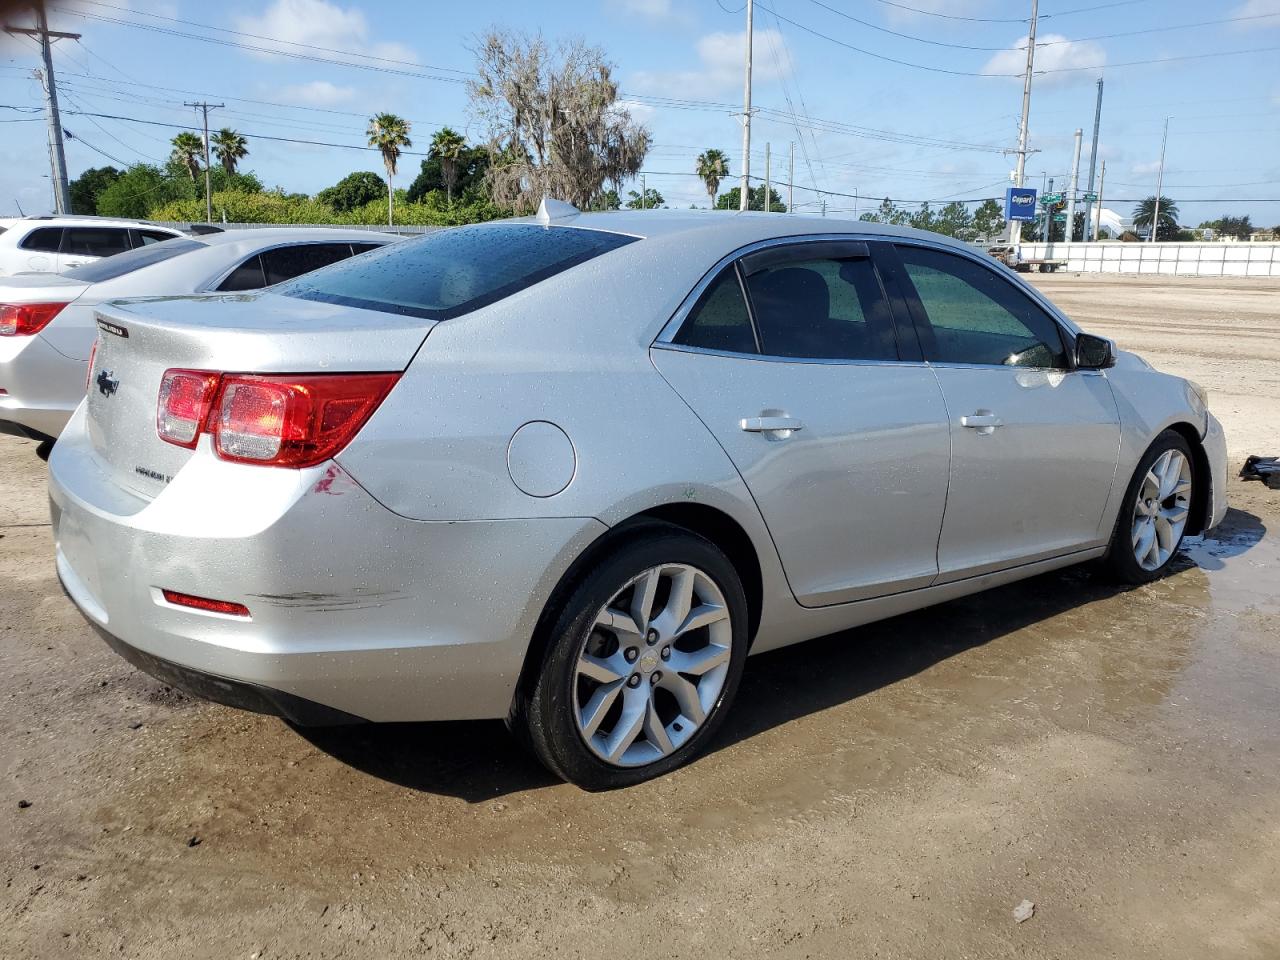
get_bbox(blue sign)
[1005,187,1038,222]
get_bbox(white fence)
[1021,241,1280,277]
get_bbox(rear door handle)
[960,413,1003,431]
[740,416,805,434]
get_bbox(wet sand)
[2,273,1279,958]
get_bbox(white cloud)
[1231,0,1280,21]
[614,98,656,122]
[234,0,416,64]
[631,29,792,97]
[982,34,1105,86]
[278,80,357,107]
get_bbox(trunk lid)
[0,273,90,304]
[85,290,435,500]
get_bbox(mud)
[3,273,1280,958]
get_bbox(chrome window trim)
[651,340,933,369]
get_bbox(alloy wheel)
[1131,448,1192,571]
[573,563,732,767]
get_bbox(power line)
[860,0,1028,23]
[801,0,1014,51]
[1038,10,1280,45]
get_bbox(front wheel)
[516,525,748,790]
[1103,430,1195,584]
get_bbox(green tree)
[972,198,1005,239]
[695,148,729,208]
[210,128,248,174]
[317,171,387,213]
[95,164,191,219]
[1209,214,1254,241]
[1132,196,1179,241]
[470,30,650,212]
[68,166,121,215]
[170,131,205,182]
[715,184,786,213]
[367,112,412,225]
[588,188,621,211]
[859,197,909,226]
[625,187,664,210]
[405,144,490,203]
[429,127,467,204]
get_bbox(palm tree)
[430,127,467,205]
[170,131,205,182]
[1133,196,1180,241]
[211,128,248,175]
[695,148,729,208]
[367,112,412,225]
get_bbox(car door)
[651,239,952,607]
[889,242,1121,581]
[19,226,63,273]
[58,227,132,272]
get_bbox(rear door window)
[216,254,266,291]
[133,228,180,246]
[62,227,132,258]
[279,223,639,320]
[674,270,758,354]
[260,243,360,285]
[20,227,63,252]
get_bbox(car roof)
[194,227,400,247]
[6,216,183,230]
[504,208,982,256]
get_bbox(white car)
[1,227,397,450]
[0,217,185,277]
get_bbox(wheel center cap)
[639,651,660,674]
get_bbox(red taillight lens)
[213,373,399,467]
[157,369,221,448]
[161,589,250,617]
[85,339,98,393]
[0,302,67,336]
[155,369,398,467]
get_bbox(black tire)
[1102,429,1196,584]
[515,523,749,790]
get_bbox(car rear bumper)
[49,407,606,722]
[0,332,83,440]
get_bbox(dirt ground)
[2,273,1279,959]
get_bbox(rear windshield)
[64,237,205,283]
[277,223,639,320]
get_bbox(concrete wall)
[1021,241,1280,277]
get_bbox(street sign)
[1005,187,1037,222]
[1041,192,1063,204]
[1053,213,1067,222]
[1083,192,1098,201]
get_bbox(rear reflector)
[0,302,67,336]
[161,589,250,617]
[157,369,221,448]
[156,369,399,468]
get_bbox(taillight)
[157,369,220,448]
[156,369,398,468]
[0,302,66,336]
[85,339,98,393]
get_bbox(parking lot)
[2,272,1278,959]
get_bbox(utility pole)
[739,0,754,212]
[1150,117,1169,243]
[5,4,79,214]
[1008,0,1039,250]
[185,100,223,224]
[1083,77,1103,242]
[1065,128,1082,242]
[763,142,771,213]
[787,141,794,214]
[1094,160,1106,241]
[1043,176,1054,244]
[641,173,647,210]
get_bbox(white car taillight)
[157,369,399,467]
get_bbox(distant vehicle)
[1,228,396,451]
[48,208,1227,789]
[0,216,186,277]
[987,244,1066,273]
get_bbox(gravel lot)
[2,273,1278,959]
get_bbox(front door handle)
[960,412,1003,434]
[740,416,805,434]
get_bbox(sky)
[1,0,1278,226]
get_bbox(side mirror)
[1076,332,1116,370]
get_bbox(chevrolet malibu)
[49,206,1227,790]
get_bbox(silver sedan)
[48,208,1227,789]
[1,227,396,452]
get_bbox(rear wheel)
[1103,430,1195,583]
[517,525,748,790]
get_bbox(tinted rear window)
[278,223,639,320]
[64,238,205,283]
